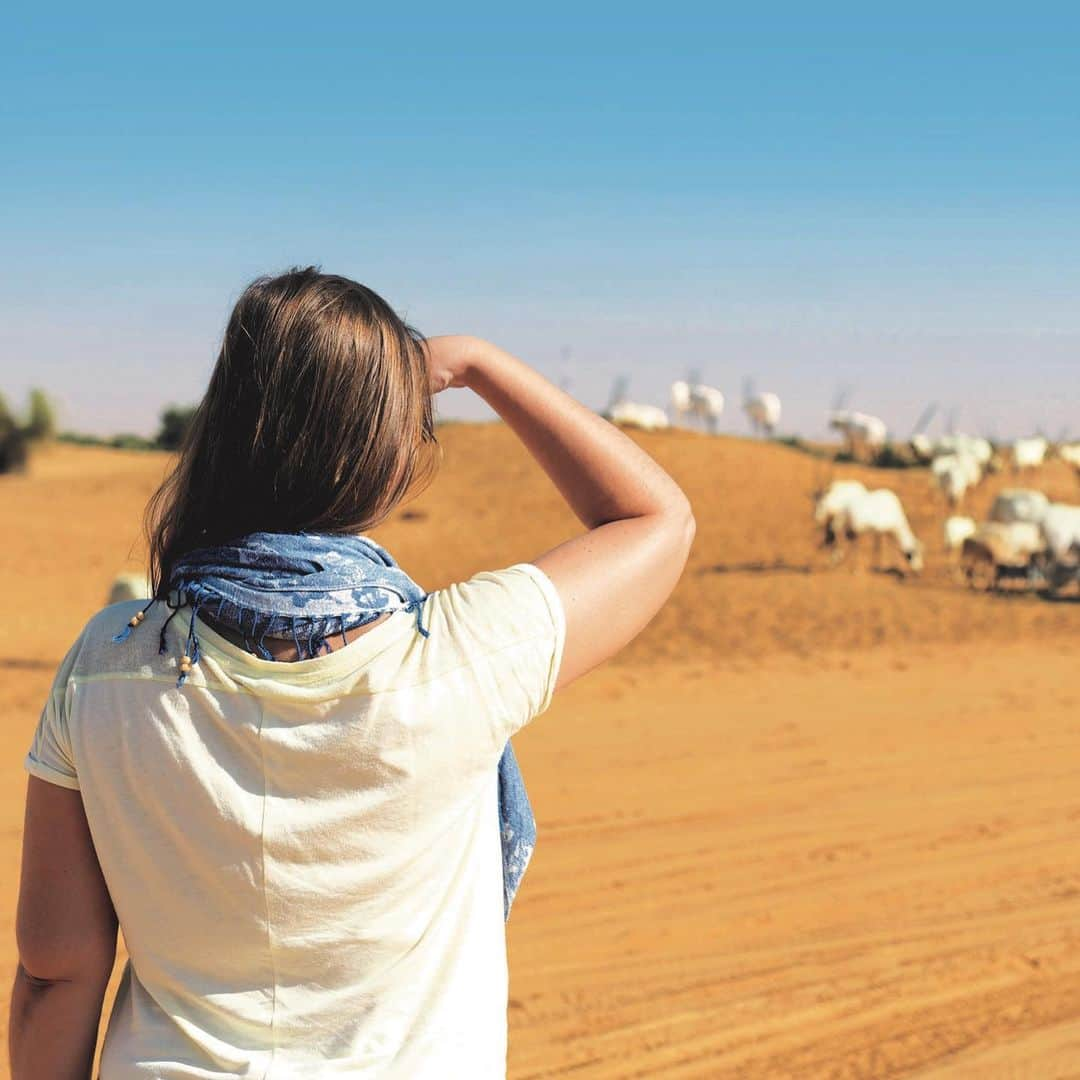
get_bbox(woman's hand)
[425,335,479,394]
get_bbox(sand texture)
[1,427,1078,1078]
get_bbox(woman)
[12,268,695,1078]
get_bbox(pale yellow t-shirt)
[25,563,565,1079]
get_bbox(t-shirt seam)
[64,631,559,700]
[254,696,279,1074]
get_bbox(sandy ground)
[1,428,1078,1078]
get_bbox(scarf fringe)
[406,596,430,638]
[112,579,429,687]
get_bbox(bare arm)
[11,778,117,1079]
[427,336,695,690]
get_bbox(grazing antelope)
[960,522,1047,591]
[830,488,924,574]
[813,480,867,546]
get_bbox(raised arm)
[427,336,695,690]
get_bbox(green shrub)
[57,431,105,446]
[0,394,29,474]
[111,433,158,450]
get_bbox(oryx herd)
[109,424,1079,608]
[603,376,782,436]
[812,458,1080,596]
[600,375,1079,594]
[806,392,1078,592]
[943,492,1080,595]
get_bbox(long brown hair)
[145,267,438,595]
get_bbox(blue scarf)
[112,532,535,921]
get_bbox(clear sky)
[2,4,1077,441]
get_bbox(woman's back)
[28,565,564,1079]
[13,271,693,1080]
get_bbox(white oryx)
[670,380,724,433]
[913,432,997,473]
[828,410,888,459]
[830,488,924,574]
[608,400,670,432]
[813,480,867,543]
[605,376,671,432]
[931,451,983,507]
[693,384,725,433]
[940,434,994,469]
[1058,442,1080,477]
[669,379,693,423]
[744,391,782,436]
[1040,503,1080,593]
[910,432,935,462]
[1012,436,1049,471]
[1041,503,1080,564]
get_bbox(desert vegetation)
[0,389,57,474]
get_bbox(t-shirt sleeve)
[24,634,84,791]
[430,562,566,744]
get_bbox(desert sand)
[1,426,1078,1078]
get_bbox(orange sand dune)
[1,428,1078,1077]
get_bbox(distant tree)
[155,405,198,451]
[24,388,57,441]
[0,393,29,474]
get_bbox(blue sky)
[2,4,1077,440]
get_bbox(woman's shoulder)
[55,599,163,684]
[417,563,566,724]
[424,562,565,655]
